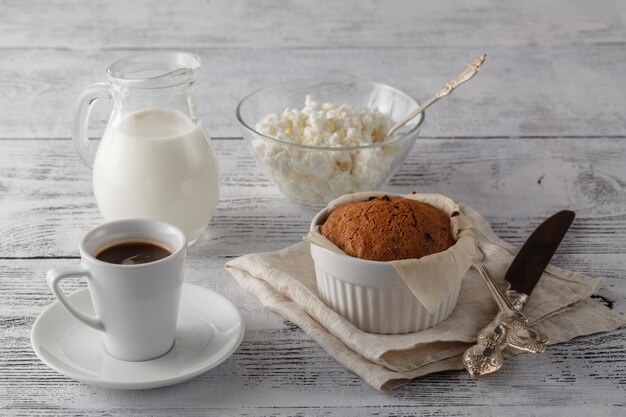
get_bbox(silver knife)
[463,210,576,377]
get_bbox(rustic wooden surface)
[1,0,625,415]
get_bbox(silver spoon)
[386,53,487,138]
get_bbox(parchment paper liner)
[305,192,480,313]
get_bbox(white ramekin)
[309,193,461,334]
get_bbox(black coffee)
[95,241,172,265]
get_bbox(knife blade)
[462,210,575,377]
[505,210,576,309]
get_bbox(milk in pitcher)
[93,108,219,243]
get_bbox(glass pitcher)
[72,53,219,244]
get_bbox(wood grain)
[2,258,624,415]
[1,45,626,139]
[1,137,624,258]
[2,0,625,49]
[2,0,626,414]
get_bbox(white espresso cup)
[46,218,187,361]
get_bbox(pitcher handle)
[72,83,110,169]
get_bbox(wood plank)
[1,0,625,49]
[1,46,626,139]
[2,1,625,415]
[0,407,625,417]
[1,138,625,258]
[1,258,624,414]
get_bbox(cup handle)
[46,265,104,331]
[72,82,110,170]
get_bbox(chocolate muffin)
[320,195,456,261]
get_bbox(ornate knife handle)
[505,316,548,353]
[462,264,549,377]
[497,310,547,354]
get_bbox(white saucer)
[31,283,245,389]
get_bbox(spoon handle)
[387,53,486,138]
[462,263,548,377]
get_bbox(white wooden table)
[2,1,625,415]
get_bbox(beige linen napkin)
[225,204,626,392]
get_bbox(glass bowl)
[236,78,424,207]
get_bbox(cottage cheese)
[253,96,400,204]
